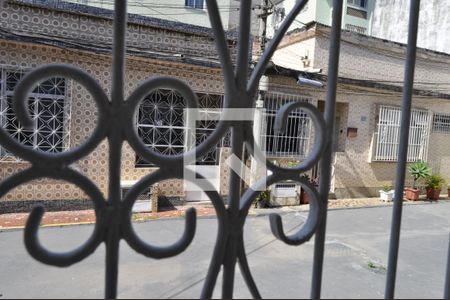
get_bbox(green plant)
[408,160,431,188]
[424,174,446,190]
[287,160,300,168]
[254,190,270,208]
[382,184,393,192]
[367,261,376,269]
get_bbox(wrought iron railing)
[0,0,448,299]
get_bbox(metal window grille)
[262,92,312,158]
[375,105,431,162]
[345,23,367,34]
[135,90,226,167]
[346,7,368,19]
[0,67,71,161]
[432,113,450,133]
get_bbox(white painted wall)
[371,0,450,54]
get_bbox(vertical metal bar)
[235,0,251,90]
[444,233,450,299]
[105,0,127,299]
[310,0,343,298]
[385,1,421,298]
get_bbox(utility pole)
[258,0,273,54]
[249,0,275,188]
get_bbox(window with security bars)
[374,105,431,162]
[0,68,71,160]
[185,0,204,9]
[262,92,312,158]
[432,113,450,133]
[135,90,229,167]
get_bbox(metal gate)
[0,0,449,299]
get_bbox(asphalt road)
[0,202,449,299]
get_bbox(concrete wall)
[311,27,450,89]
[371,0,450,54]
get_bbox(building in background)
[267,0,450,55]
[0,0,306,210]
[0,0,239,211]
[67,0,262,34]
[267,0,374,38]
[266,22,450,198]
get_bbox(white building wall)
[371,0,450,54]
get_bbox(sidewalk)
[1,197,448,230]
[0,206,217,230]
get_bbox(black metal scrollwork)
[0,0,337,298]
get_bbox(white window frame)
[374,105,431,162]
[0,66,72,162]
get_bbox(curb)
[0,200,446,231]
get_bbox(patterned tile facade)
[0,1,233,203]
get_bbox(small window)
[185,0,204,9]
[432,113,450,133]
[347,7,368,19]
[347,0,367,9]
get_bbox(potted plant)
[424,174,446,200]
[379,184,394,202]
[300,174,310,205]
[405,160,431,201]
[299,174,319,205]
[254,190,270,208]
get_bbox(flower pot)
[379,190,394,202]
[300,189,309,205]
[426,188,441,200]
[405,187,420,201]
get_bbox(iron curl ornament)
[0,0,345,298]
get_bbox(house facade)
[0,0,245,211]
[267,0,374,38]
[268,22,450,198]
[268,0,450,54]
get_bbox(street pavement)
[0,201,449,299]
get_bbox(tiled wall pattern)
[0,2,230,202]
[0,1,238,65]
